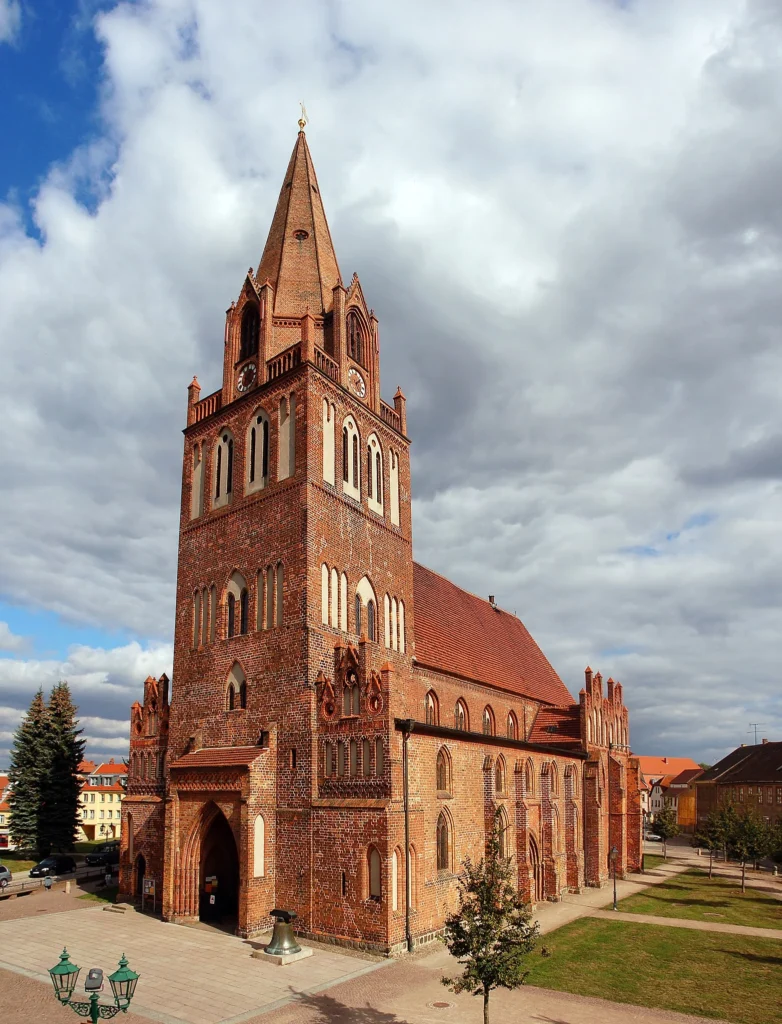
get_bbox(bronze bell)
[265,908,302,956]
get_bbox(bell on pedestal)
[265,908,302,956]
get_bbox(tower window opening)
[367,446,373,499]
[227,593,236,638]
[239,589,249,635]
[347,310,365,366]
[240,304,260,362]
[342,427,349,481]
[226,436,233,494]
[352,435,358,489]
[355,595,362,636]
[367,600,376,642]
[376,452,382,502]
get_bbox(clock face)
[237,362,257,393]
[348,367,366,399]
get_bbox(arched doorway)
[529,835,543,902]
[134,854,146,899]
[198,809,239,927]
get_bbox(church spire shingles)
[256,130,342,318]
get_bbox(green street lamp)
[49,948,139,1022]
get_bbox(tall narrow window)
[355,595,362,637]
[213,431,235,508]
[483,706,495,736]
[426,691,438,725]
[495,756,506,794]
[436,813,449,871]
[190,444,203,519]
[455,700,467,731]
[226,437,233,494]
[248,411,270,492]
[227,684,235,711]
[262,419,269,479]
[392,849,399,912]
[276,563,284,626]
[209,587,217,642]
[253,814,265,877]
[507,712,518,740]
[240,304,260,361]
[376,453,382,502]
[325,743,334,777]
[352,435,358,489]
[362,739,372,777]
[349,739,358,776]
[342,418,360,499]
[375,736,384,775]
[215,445,222,498]
[249,426,256,484]
[368,846,381,899]
[367,600,376,642]
[367,446,373,498]
[239,590,249,635]
[347,311,365,366]
[201,587,208,646]
[227,594,236,638]
[239,680,247,709]
[338,741,346,776]
[342,427,349,481]
[193,591,201,649]
[266,566,274,629]
[436,748,449,791]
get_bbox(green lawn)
[619,868,782,930]
[79,885,118,904]
[642,853,665,871]
[0,852,37,872]
[526,918,782,1024]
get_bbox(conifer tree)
[441,810,548,1024]
[39,682,85,855]
[8,689,49,852]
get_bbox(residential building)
[119,125,644,950]
[663,768,703,832]
[77,759,127,842]
[696,740,782,828]
[0,775,12,850]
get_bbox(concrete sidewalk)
[588,905,782,939]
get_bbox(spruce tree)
[441,810,548,1024]
[39,682,85,855]
[8,690,49,852]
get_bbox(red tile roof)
[81,782,124,793]
[635,756,701,779]
[78,761,96,773]
[527,706,582,747]
[669,768,703,787]
[412,563,573,706]
[169,746,265,769]
[95,761,127,775]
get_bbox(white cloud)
[0,622,29,653]
[0,0,781,763]
[0,0,21,44]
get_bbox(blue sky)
[0,0,111,230]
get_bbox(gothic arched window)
[239,589,249,635]
[425,690,439,725]
[483,706,495,736]
[436,748,450,792]
[213,431,234,508]
[227,593,236,638]
[347,310,365,366]
[248,410,270,491]
[367,600,376,642]
[368,845,381,899]
[355,594,362,637]
[436,812,450,871]
[240,303,260,362]
[495,755,506,794]
[454,700,468,731]
[507,711,518,740]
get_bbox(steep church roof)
[412,563,573,707]
[256,130,342,317]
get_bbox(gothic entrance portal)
[134,854,146,899]
[198,809,239,928]
[529,835,543,902]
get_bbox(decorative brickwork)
[119,128,642,952]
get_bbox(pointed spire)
[256,130,341,318]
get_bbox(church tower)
[121,124,414,941]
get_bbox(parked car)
[0,864,12,889]
[85,841,120,868]
[644,832,663,842]
[29,855,77,877]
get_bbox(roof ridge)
[413,561,515,617]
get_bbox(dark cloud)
[0,0,780,766]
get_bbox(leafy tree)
[8,690,49,851]
[441,811,548,1024]
[716,802,740,863]
[728,809,771,893]
[39,682,85,855]
[770,820,782,868]
[691,809,724,879]
[653,805,680,859]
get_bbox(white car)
[644,832,663,842]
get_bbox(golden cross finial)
[298,102,308,131]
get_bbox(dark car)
[85,842,120,868]
[0,864,12,889]
[29,855,77,877]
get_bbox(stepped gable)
[412,562,573,706]
[528,705,582,747]
[256,129,341,317]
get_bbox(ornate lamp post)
[49,948,139,1022]
[609,845,619,911]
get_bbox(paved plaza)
[0,844,775,1024]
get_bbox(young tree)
[716,802,740,863]
[8,690,49,851]
[39,682,85,855]
[441,811,547,1024]
[728,809,771,893]
[653,805,680,859]
[691,809,724,879]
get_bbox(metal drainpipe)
[401,719,415,953]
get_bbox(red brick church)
[119,125,643,951]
